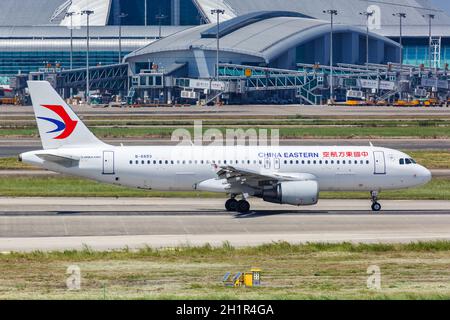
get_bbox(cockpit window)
[400,158,417,165]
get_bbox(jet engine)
[261,181,319,206]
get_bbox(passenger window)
[129,160,133,164]
[337,160,341,165]
[148,160,151,164]
[135,160,139,164]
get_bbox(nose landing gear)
[225,195,251,214]
[370,191,382,212]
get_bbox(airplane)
[19,81,432,213]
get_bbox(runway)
[2,138,450,158]
[3,104,450,117]
[1,198,450,251]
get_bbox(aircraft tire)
[225,198,239,212]
[237,200,251,214]
[371,202,382,212]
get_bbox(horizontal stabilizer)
[36,153,80,167]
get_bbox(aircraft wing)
[214,165,316,189]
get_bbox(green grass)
[0,175,448,200]
[1,242,450,299]
[5,125,450,138]
[2,151,450,171]
[0,157,35,170]
[2,118,450,127]
[408,151,450,169]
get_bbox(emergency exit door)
[103,151,115,175]
[373,151,386,175]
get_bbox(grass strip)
[2,151,450,170]
[1,242,450,299]
[0,175,449,200]
[4,126,450,138]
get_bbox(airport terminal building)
[1,0,450,104]
[1,0,450,75]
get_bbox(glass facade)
[0,51,130,75]
[108,0,201,26]
[403,45,450,68]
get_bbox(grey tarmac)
[0,198,450,251]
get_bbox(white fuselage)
[21,145,432,195]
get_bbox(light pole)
[360,10,374,69]
[323,9,338,102]
[66,11,76,98]
[155,13,167,39]
[211,9,225,82]
[118,13,128,63]
[393,12,406,71]
[81,9,94,104]
[144,0,147,26]
[423,14,435,69]
[65,11,76,70]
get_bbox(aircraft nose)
[415,166,432,184]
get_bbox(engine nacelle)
[262,181,319,206]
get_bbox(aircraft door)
[103,151,115,175]
[373,151,386,175]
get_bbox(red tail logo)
[38,105,78,139]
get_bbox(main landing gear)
[225,196,251,214]
[370,191,382,212]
